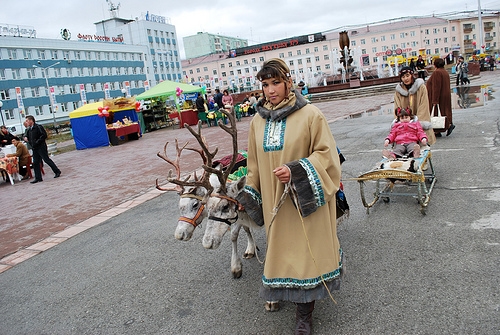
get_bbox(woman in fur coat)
[394,67,436,145]
[426,58,455,137]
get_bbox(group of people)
[384,56,456,159]
[195,89,263,119]
[0,116,61,184]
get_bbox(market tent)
[136,80,203,100]
[69,102,108,150]
[69,100,140,150]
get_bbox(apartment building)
[183,32,248,59]
[181,12,500,92]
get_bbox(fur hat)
[400,66,414,78]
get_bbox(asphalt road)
[1,74,499,334]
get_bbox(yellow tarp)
[69,98,137,119]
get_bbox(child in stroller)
[383,107,428,160]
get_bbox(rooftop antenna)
[105,0,120,18]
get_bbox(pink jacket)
[386,121,427,144]
[222,94,233,106]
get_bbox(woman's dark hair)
[223,89,229,95]
[395,106,414,121]
[256,58,291,82]
[12,136,20,141]
[433,58,445,68]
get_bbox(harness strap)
[208,212,239,226]
[179,204,205,228]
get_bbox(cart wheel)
[420,206,427,215]
[382,197,390,203]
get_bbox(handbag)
[431,105,446,129]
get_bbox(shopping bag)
[431,105,446,129]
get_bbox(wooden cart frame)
[353,150,436,215]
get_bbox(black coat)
[195,95,206,112]
[214,92,223,108]
[26,123,48,150]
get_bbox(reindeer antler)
[217,109,239,189]
[156,139,189,193]
[184,110,239,195]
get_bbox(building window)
[23,49,32,59]
[222,72,226,77]
[35,106,43,116]
[306,57,311,63]
[410,31,416,37]
[316,65,321,71]
[228,62,232,67]
[289,60,294,66]
[11,69,21,79]
[324,54,329,60]
[244,59,248,64]
[37,50,46,60]
[380,36,386,41]
[213,69,217,75]
[27,68,36,79]
[259,56,264,61]
[0,69,5,80]
[297,50,302,55]
[372,47,377,53]
[361,39,366,45]
[236,61,240,66]
[288,51,293,57]
[50,50,58,59]
[390,34,395,40]
[8,49,17,59]
[0,90,10,100]
[306,48,310,54]
[314,47,319,52]
[351,41,356,46]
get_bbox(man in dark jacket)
[195,93,206,113]
[214,89,223,109]
[25,115,61,183]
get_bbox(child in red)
[383,107,428,159]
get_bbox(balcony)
[484,22,495,31]
[463,24,473,33]
[485,36,494,41]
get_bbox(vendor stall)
[136,80,204,128]
[69,98,141,150]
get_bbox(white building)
[0,11,183,130]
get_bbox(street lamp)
[34,61,60,132]
[0,100,4,127]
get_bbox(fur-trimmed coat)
[426,67,453,131]
[394,78,436,145]
[236,91,342,303]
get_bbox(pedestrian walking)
[25,115,61,183]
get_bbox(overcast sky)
[2,0,499,58]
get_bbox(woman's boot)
[295,301,315,335]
